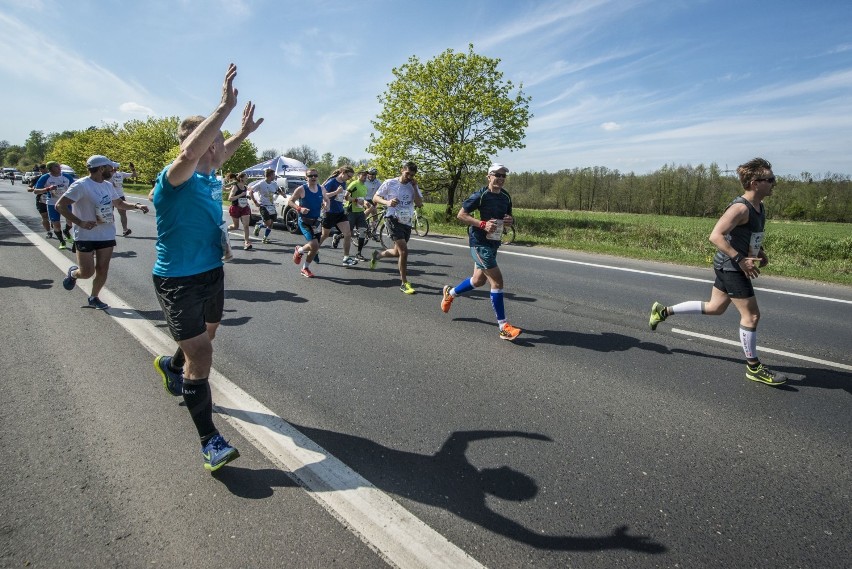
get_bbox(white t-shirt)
[376,179,417,225]
[365,178,382,200]
[42,174,72,206]
[111,171,134,196]
[249,180,279,206]
[64,177,121,241]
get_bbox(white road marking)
[670,328,852,371]
[0,204,485,569]
[414,237,852,305]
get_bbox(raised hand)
[220,63,238,110]
[240,101,264,136]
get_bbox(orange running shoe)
[499,323,521,341]
[441,285,454,313]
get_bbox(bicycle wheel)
[366,214,382,243]
[414,214,430,237]
[378,219,393,250]
[501,224,515,245]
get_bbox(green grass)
[126,184,851,285]
[418,204,852,286]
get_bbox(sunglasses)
[307,174,318,178]
[755,176,776,184]
[491,173,507,178]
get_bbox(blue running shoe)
[154,355,183,396]
[63,265,78,290]
[88,296,109,310]
[202,434,239,472]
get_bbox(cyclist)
[440,163,520,341]
[288,168,328,278]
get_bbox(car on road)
[22,171,42,184]
[247,175,306,233]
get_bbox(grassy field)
[125,184,851,286]
[417,203,852,286]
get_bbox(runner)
[57,155,149,309]
[150,63,263,472]
[364,167,381,217]
[440,163,521,341]
[343,168,369,261]
[287,168,328,278]
[369,161,423,294]
[318,166,357,266]
[226,172,252,250]
[27,164,51,238]
[33,161,76,250]
[111,161,137,236]
[249,168,283,244]
[648,157,785,386]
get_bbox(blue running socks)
[490,288,505,321]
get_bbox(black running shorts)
[713,268,755,299]
[153,266,225,341]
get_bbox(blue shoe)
[88,296,109,310]
[202,434,239,472]
[154,355,183,396]
[63,265,78,290]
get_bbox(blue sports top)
[152,165,224,277]
[462,187,513,248]
[298,183,323,220]
[323,177,346,214]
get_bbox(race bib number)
[39,193,48,203]
[396,211,412,225]
[96,204,114,224]
[237,198,248,207]
[265,205,276,214]
[749,232,764,257]
[486,219,504,241]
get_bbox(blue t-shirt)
[152,165,224,277]
[323,177,346,214]
[462,187,513,248]
[298,183,323,220]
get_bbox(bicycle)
[500,223,515,245]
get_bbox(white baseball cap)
[86,155,115,168]
[488,163,509,174]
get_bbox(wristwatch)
[732,253,745,264]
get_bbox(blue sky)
[2,0,851,177]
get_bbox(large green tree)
[368,44,531,216]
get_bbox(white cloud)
[601,121,621,131]
[119,102,154,115]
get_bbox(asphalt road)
[1,178,850,568]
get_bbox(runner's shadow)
[212,466,299,499]
[227,258,282,266]
[226,289,306,304]
[0,276,52,289]
[216,409,667,554]
[111,250,138,258]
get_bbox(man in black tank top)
[647,157,785,386]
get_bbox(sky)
[1,0,851,177]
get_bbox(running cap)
[45,161,60,170]
[488,163,509,174]
[86,155,114,168]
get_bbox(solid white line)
[0,204,485,569]
[671,328,852,371]
[414,237,852,305]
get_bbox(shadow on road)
[226,289,306,304]
[213,466,299,498]
[215,409,668,555]
[0,275,53,289]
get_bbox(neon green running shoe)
[746,363,786,386]
[400,281,415,295]
[649,302,667,331]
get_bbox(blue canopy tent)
[240,155,308,178]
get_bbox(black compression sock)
[182,378,217,442]
[171,347,186,370]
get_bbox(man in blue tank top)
[648,157,785,386]
[151,64,264,471]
